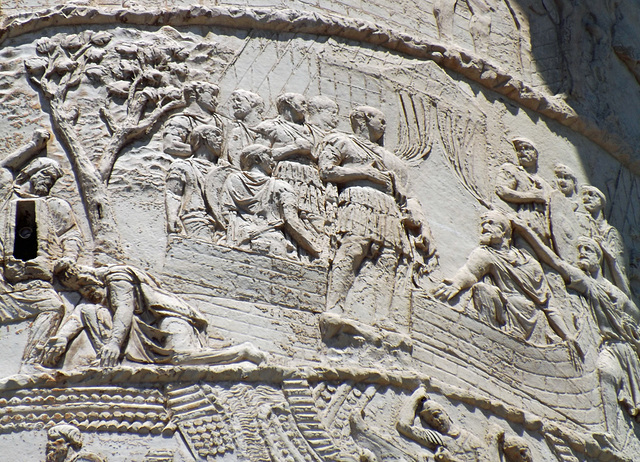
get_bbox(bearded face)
[29,169,57,196]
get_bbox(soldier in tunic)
[255,93,325,259]
[226,89,264,168]
[0,133,82,366]
[319,106,414,337]
[495,138,551,245]
[164,82,224,241]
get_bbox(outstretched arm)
[0,129,49,170]
[100,279,135,367]
[511,218,575,282]
[396,386,444,450]
[434,248,490,301]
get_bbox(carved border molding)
[0,364,624,461]
[0,5,635,173]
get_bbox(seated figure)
[434,210,573,346]
[220,144,321,259]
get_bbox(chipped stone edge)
[0,364,625,461]
[0,4,636,175]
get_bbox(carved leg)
[22,309,63,365]
[471,282,506,327]
[597,347,624,444]
[326,236,370,314]
[172,342,266,366]
[433,0,457,41]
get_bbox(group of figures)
[161,84,436,339]
[435,138,640,441]
[0,129,265,371]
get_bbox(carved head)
[239,144,274,175]
[58,264,107,304]
[580,185,606,214]
[576,237,603,274]
[308,95,339,131]
[231,89,264,120]
[419,399,452,433]
[554,163,577,196]
[15,157,63,197]
[479,210,511,246]
[276,93,307,123]
[185,81,219,112]
[45,424,83,462]
[502,434,533,462]
[350,106,386,144]
[512,138,538,169]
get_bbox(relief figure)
[43,262,265,368]
[319,106,416,339]
[220,144,321,259]
[514,220,640,443]
[580,185,631,296]
[255,93,325,260]
[495,138,551,245]
[548,163,589,264]
[0,131,82,366]
[46,424,105,462]
[434,211,573,345]
[164,82,224,241]
[396,386,502,461]
[226,89,264,168]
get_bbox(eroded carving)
[319,106,434,342]
[44,262,265,368]
[0,135,82,368]
[46,424,105,462]
[435,210,573,346]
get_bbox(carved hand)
[42,336,68,367]
[294,137,313,153]
[433,280,459,301]
[31,129,50,148]
[495,184,509,197]
[167,219,183,234]
[99,342,121,367]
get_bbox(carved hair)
[502,434,533,462]
[231,89,264,113]
[511,137,536,152]
[580,185,606,206]
[58,264,105,291]
[307,95,338,115]
[350,106,385,145]
[480,210,512,240]
[276,92,306,114]
[239,144,273,171]
[577,236,603,263]
[184,81,219,102]
[14,157,63,185]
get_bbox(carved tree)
[25,32,187,261]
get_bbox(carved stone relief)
[0,4,638,462]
